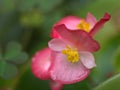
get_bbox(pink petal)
[51,16,81,38]
[31,48,51,80]
[86,13,97,29]
[50,80,64,90]
[51,29,61,38]
[54,16,81,30]
[89,13,111,36]
[50,53,90,84]
[54,24,100,52]
[48,38,67,52]
[79,51,96,69]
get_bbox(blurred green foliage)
[93,73,120,90]
[0,0,120,90]
[112,46,120,73]
[0,60,18,79]
[0,42,28,79]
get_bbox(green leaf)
[0,60,17,79]
[112,46,120,72]
[93,73,120,90]
[5,42,21,60]
[6,52,28,65]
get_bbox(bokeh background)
[0,0,120,90]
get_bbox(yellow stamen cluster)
[76,20,90,32]
[62,46,79,63]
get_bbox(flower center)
[62,46,79,63]
[76,20,90,32]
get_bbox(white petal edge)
[80,51,96,69]
[48,38,67,51]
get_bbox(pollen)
[62,46,79,63]
[76,20,90,32]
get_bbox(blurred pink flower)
[31,48,51,80]
[48,25,97,84]
[51,13,110,38]
[31,48,63,90]
[31,13,111,90]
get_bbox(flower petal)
[48,38,67,52]
[50,80,64,90]
[86,13,97,29]
[50,53,90,84]
[51,16,81,38]
[31,48,51,80]
[80,51,96,69]
[54,24,100,52]
[53,16,81,30]
[89,13,111,36]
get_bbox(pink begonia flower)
[51,13,110,38]
[31,48,51,80]
[48,25,98,84]
[31,48,63,90]
[31,13,111,89]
